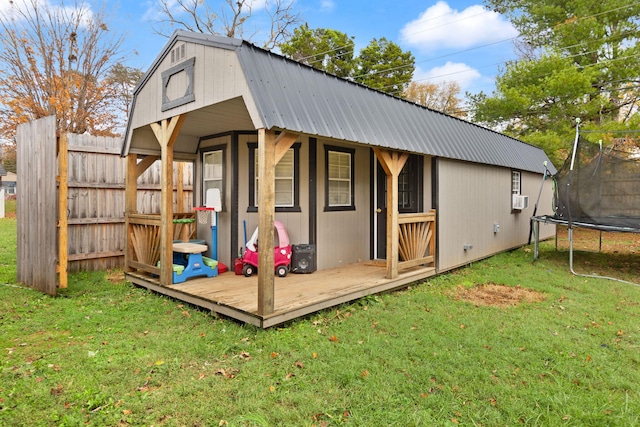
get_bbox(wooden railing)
[398,210,436,270]
[126,212,196,276]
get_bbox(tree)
[403,81,465,118]
[279,24,355,78]
[354,38,415,96]
[152,0,301,50]
[0,0,134,139]
[469,0,640,165]
[104,63,145,130]
[1,141,16,174]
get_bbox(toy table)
[172,242,217,284]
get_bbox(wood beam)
[274,131,298,164]
[125,154,138,273]
[150,115,186,287]
[135,155,159,178]
[57,133,68,289]
[257,128,276,315]
[372,148,409,279]
[177,162,185,213]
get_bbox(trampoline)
[531,121,640,285]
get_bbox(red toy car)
[242,220,292,277]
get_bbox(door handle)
[376,208,382,213]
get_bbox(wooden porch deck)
[125,262,436,328]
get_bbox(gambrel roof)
[124,31,555,174]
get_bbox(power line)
[291,2,640,84]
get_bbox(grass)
[1,212,639,426]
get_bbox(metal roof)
[125,31,555,175]
[237,41,555,174]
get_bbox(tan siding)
[316,141,371,270]
[437,159,554,272]
[131,43,252,130]
[232,134,310,266]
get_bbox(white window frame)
[203,149,224,208]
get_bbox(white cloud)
[400,1,518,52]
[413,61,481,92]
[0,0,95,28]
[320,0,335,12]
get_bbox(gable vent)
[171,44,186,63]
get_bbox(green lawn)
[1,215,639,426]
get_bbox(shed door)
[375,154,423,259]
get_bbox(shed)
[122,31,556,327]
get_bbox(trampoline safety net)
[553,136,640,231]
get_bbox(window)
[325,145,355,211]
[398,155,422,213]
[203,149,224,207]
[511,170,521,195]
[511,170,523,211]
[248,142,300,212]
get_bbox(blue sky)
[4,0,522,97]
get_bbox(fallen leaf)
[270,352,279,358]
[586,355,591,362]
[329,335,339,342]
[361,369,369,378]
[50,385,64,395]
[155,360,165,365]
[122,409,132,415]
[269,385,275,392]
[312,352,317,359]
[295,361,304,369]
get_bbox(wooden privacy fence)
[16,116,193,295]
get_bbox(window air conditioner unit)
[512,194,529,210]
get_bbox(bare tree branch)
[151,0,300,49]
[0,0,136,138]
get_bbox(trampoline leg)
[599,231,603,253]
[533,220,540,259]
[568,228,576,275]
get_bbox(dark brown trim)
[309,137,318,245]
[432,157,439,272]
[324,145,356,212]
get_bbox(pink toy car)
[242,220,292,277]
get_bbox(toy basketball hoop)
[193,206,215,225]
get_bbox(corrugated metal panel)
[237,42,555,175]
[125,32,555,175]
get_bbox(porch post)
[150,114,186,286]
[257,128,276,315]
[124,153,138,273]
[372,148,408,279]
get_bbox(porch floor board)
[125,262,436,327]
